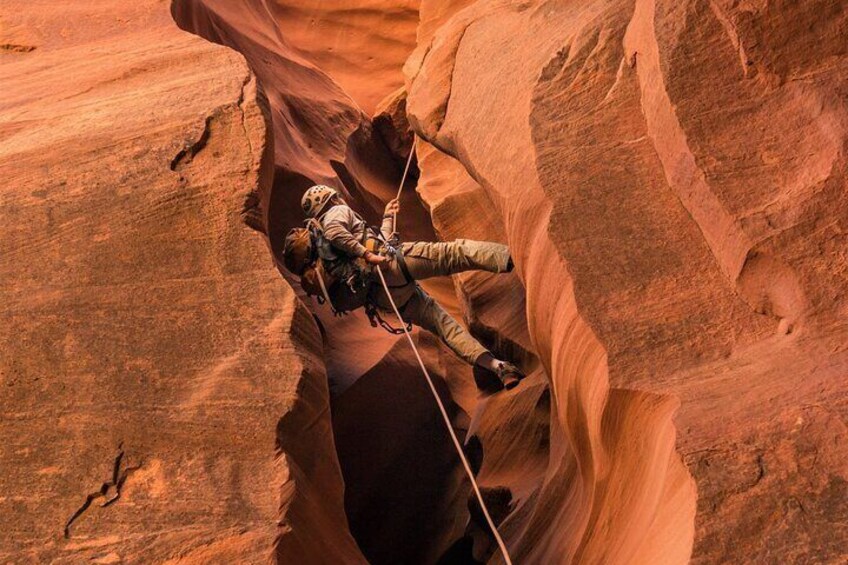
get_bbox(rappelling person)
[283,184,526,390]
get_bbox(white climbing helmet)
[301,184,338,218]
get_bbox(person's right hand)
[363,251,388,265]
[383,198,400,217]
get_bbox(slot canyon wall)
[1,1,846,565]
[0,1,362,562]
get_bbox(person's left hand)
[383,198,400,217]
[363,251,389,266]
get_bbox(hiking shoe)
[496,362,525,390]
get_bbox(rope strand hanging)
[380,138,513,565]
[391,143,416,236]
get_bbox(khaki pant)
[372,239,511,365]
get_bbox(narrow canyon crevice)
[4,0,845,563]
[171,1,846,564]
[169,2,491,562]
[169,0,698,562]
[168,3,560,562]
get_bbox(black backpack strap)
[394,250,414,285]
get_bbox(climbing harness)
[393,247,414,285]
[363,241,415,334]
[378,141,514,565]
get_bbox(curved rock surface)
[0,1,361,563]
[405,0,847,562]
[2,0,846,563]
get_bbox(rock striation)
[2,0,846,563]
[0,1,361,562]
[404,0,847,562]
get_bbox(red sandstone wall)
[2,0,845,563]
[405,0,847,562]
[0,1,362,562]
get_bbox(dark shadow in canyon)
[331,340,469,564]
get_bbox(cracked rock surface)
[0,1,360,562]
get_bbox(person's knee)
[441,239,469,268]
[412,292,440,329]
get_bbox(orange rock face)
[404,0,847,562]
[0,1,361,562]
[3,0,846,564]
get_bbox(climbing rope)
[381,140,514,564]
[375,268,513,564]
[391,143,416,236]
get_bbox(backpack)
[282,225,315,276]
[282,219,370,314]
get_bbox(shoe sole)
[502,375,521,390]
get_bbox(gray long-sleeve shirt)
[320,204,393,257]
